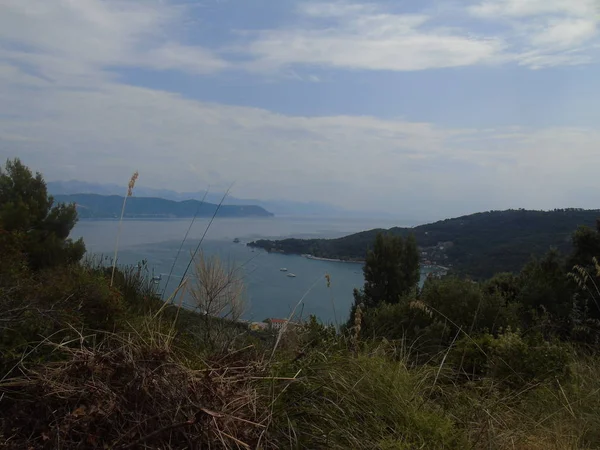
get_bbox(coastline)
[302,254,365,264]
[302,253,449,272]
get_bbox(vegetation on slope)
[55,193,274,218]
[3,158,600,449]
[249,208,600,278]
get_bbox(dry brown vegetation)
[0,327,270,449]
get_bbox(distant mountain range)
[46,180,396,219]
[54,194,273,219]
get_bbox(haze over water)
[72,217,431,323]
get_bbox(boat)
[151,274,162,284]
[279,268,288,272]
[233,238,240,243]
[287,273,296,278]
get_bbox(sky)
[1,0,600,219]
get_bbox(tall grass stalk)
[161,187,209,300]
[172,186,232,301]
[325,273,339,329]
[110,171,138,287]
[269,274,325,362]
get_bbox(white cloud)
[0,0,227,79]
[529,18,597,49]
[2,58,600,215]
[469,0,600,68]
[469,0,598,18]
[1,0,600,216]
[244,2,505,72]
[2,0,598,82]
[238,0,600,72]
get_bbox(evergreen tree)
[356,232,420,308]
[0,158,85,269]
[569,221,600,270]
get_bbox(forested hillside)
[249,209,600,278]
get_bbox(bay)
[71,216,432,324]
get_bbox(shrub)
[270,348,467,449]
[0,330,268,449]
[98,260,159,315]
[420,277,517,334]
[37,265,125,331]
[0,264,126,377]
[449,329,571,387]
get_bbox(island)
[55,194,274,219]
[247,209,600,279]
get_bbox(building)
[264,318,299,332]
[249,322,267,331]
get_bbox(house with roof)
[249,322,268,331]
[264,318,299,332]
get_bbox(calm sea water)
[72,217,430,324]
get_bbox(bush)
[517,250,573,335]
[420,277,518,335]
[0,330,268,449]
[270,348,467,449]
[449,329,571,387]
[97,260,158,315]
[0,264,126,376]
[38,265,125,331]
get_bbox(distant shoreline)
[302,253,448,272]
[78,216,274,221]
[302,254,365,264]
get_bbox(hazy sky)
[1,0,600,217]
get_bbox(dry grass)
[0,326,270,449]
[110,171,139,287]
[1,313,600,449]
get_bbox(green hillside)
[248,208,600,278]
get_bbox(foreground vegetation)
[2,158,600,449]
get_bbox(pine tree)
[0,158,85,269]
[357,232,420,308]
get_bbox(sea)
[71,216,433,324]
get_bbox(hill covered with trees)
[54,193,273,218]
[248,209,600,278]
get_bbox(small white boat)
[280,268,288,272]
[287,273,296,278]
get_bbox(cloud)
[469,0,600,68]
[235,0,600,73]
[2,0,598,82]
[529,18,597,49]
[2,56,600,216]
[1,0,600,217]
[0,0,227,80]
[243,2,505,72]
[468,0,598,18]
